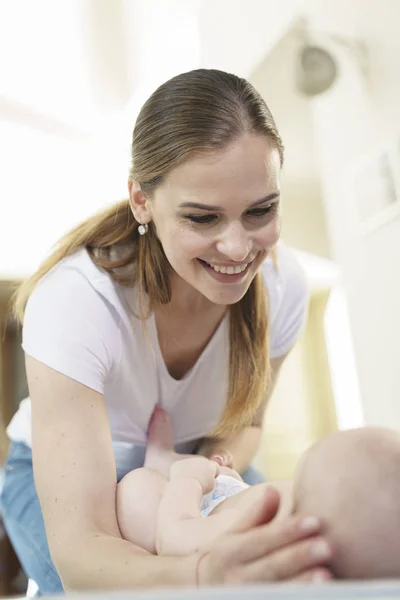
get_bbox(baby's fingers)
[210,451,234,468]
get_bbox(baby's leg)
[116,467,166,554]
[144,405,190,478]
[144,405,175,470]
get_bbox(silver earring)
[138,223,148,236]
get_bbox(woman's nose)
[215,223,253,262]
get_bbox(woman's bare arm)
[27,356,198,590]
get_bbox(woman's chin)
[200,283,252,306]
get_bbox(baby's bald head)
[293,427,400,579]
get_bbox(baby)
[117,406,274,556]
[117,407,400,579]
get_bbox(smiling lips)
[198,255,256,276]
[204,261,249,275]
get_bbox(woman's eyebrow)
[178,192,280,212]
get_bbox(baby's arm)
[156,457,239,556]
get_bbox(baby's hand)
[170,456,219,495]
[209,450,234,468]
[209,452,243,482]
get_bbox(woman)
[1,69,332,594]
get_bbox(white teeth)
[207,262,248,274]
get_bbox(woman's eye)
[186,203,278,225]
[187,214,218,224]
[247,204,276,218]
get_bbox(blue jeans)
[0,442,265,596]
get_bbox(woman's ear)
[128,178,152,225]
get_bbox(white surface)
[38,581,400,600]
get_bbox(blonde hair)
[13,69,284,439]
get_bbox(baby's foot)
[144,406,175,473]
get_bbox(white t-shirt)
[7,244,308,477]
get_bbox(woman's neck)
[167,272,224,317]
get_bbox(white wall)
[0,0,104,130]
[301,0,400,428]
[0,0,202,277]
[198,0,301,75]
[0,118,130,278]
[250,29,332,260]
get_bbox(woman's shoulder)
[23,248,135,355]
[30,248,130,321]
[23,249,128,392]
[37,247,113,290]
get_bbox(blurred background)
[0,0,399,594]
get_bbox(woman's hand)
[198,485,332,585]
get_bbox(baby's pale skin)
[116,407,294,556]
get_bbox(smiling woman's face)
[134,134,282,306]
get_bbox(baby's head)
[292,427,400,579]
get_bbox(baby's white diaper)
[200,474,249,517]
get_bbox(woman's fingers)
[231,486,324,561]
[232,513,324,565]
[202,531,332,586]
[290,567,332,584]
[232,484,281,532]
[226,535,332,583]
[200,485,332,586]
